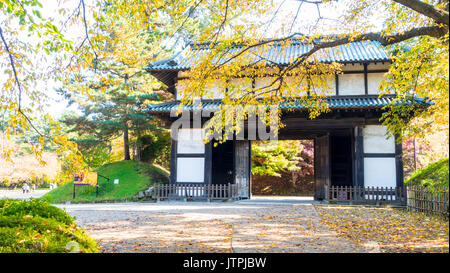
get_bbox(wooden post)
[235,140,251,199]
[354,126,364,187]
[314,134,330,200]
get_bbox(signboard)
[114,179,119,185]
[74,172,98,186]
[73,172,106,199]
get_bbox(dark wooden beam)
[176,153,205,157]
[204,142,212,185]
[335,74,339,95]
[282,117,367,129]
[363,63,368,95]
[364,153,396,157]
[169,139,177,184]
[354,126,364,187]
[395,136,404,188]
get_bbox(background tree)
[58,4,208,167]
[252,140,302,177]
[1,0,207,177]
[252,140,315,195]
[60,86,160,161]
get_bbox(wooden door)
[314,134,330,200]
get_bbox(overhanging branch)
[0,26,46,138]
[393,0,449,26]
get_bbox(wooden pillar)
[204,142,212,185]
[354,126,364,187]
[248,140,252,199]
[235,140,251,199]
[314,134,330,200]
[395,136,404,188]
[169,139,177,185]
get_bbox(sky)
[1,0,386,121]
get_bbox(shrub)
[0,199,74,225]
[0,215,97,253]
[0,199,97,253]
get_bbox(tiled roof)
[147,96,431,113]
[145,40,391,71]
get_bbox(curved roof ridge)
[145,39,391,72]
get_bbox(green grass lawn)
[42,160,169,203]
[405,158,449,188]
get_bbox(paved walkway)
[57,199,365,253]
[0,189,49,200]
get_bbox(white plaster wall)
[254,77,277,97]
[364,157,397,187]
[202,79,226,100]
[228,78,252,96]
[316,76,336,96]
[363,125,395,153]
[178,71,189,77]
[282,76,308,97]
[338,74,365,95]
[176,80,203,100]
[368,73,390,95]
[177,79,226,100]
[176,157,205,182]
[176,80,187,100]
[177,129,205,154]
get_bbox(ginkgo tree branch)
[212,0,230,43]
[0,26,46,138]
[293,0,449,26]
[67,0,98,69]
[288,25,447,65]
[203,23,447,105]
[393,0,449,26]
[209,24,446,75]
[80,0,98,60]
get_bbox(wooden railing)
[324,185,407,205]
[153,183,238,201]
[406,186,449,218]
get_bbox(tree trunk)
[123,122,131,160]
[123,74,131,161]
[291,170,298,186]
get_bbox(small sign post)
[73,172,99,199]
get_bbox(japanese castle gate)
[145,40,430,201]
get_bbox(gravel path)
[56,200,365,253]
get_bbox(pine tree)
[59,17,171,160]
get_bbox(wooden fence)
[406,186,449,218]
[153,183,238,201]
[325,185,407,205]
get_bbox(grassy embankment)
[405,158,449,188]
[42,160,169,203]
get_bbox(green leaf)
[33,10,41,19]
